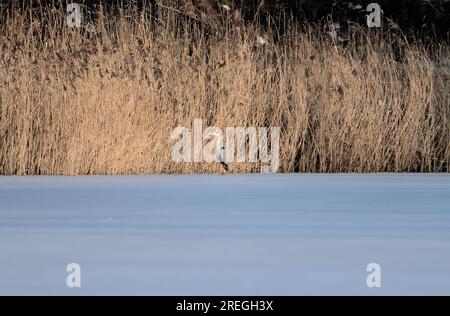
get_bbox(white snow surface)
[0,174,449,295]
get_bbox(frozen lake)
[0,174,449,295]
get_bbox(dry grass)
[0,5,448,175]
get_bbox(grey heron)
[210,132,229,172]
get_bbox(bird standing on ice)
[210,132,229,172]
[218,145,229,171]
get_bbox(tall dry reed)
[0,5,448,174]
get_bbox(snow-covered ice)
[0,174,449,295]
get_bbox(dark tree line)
[1,0,449,41]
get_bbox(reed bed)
[0,4,448,174]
